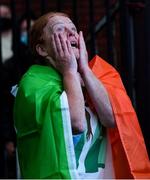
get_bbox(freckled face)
[42,15,79,59]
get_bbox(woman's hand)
[78,31,89,74]
[50,32,78,75]
[50,33,85,133]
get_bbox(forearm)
[81,67,115,128]
[63,71,86,134]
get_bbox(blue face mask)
[20,31,28,45]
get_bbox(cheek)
[59,32,67,41]
[43,40,54,57]
[48,46,55,57]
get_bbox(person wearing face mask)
[18,12,36,46]
[0,4,13,63]
[13,12,150,179]
[0,4,17,178]
[1,7,36,178]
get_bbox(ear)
[36,44,48,57]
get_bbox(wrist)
[63,70,78,77]
[80,66,91,77]
[63,71,81,87]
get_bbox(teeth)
[71,41,77,47]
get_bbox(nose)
[65,27,75,37]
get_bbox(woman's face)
[42,15,80,59]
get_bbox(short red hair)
[29,12,69,58]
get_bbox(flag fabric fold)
[89,55,150,179]
[14,55,150,179]
[14,65,78,179]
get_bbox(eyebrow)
[51,21,76,30]
[51,22,64,29]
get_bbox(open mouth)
[70,41,78,48]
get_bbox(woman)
[14,12,150,179]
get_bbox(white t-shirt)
[73,106,115,179]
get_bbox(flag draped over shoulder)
[14,55,150,179]
[14,63,108,179]
[89,55,150,179]
[14,65,78,179]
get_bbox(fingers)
[79,31,88,59]
[78,31,88,73]
[59,34,68,53]
[66,40,71,53]
[66,39,74,55]
[54,33,63,54]
[79,31,86,51]
[52,33,69,57]
[51,35,57,56]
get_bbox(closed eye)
[56,26,65,32]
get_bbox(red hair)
[29,12,69,58]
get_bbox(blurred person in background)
[0,4,16,178]
[0,4,13,63]
[3,11,36,86]
[19,12,35,46]
[0,5,35,178]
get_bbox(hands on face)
[51,32,77,75]
[78,31,89,73]
[50,31,88,75]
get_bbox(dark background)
[0,0,149,178]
